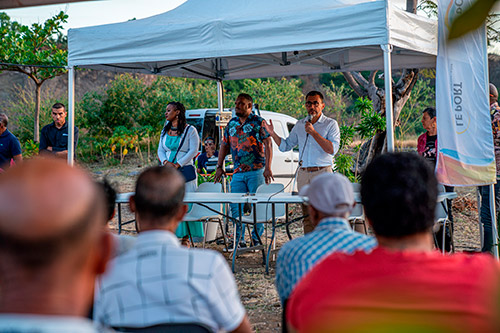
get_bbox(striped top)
[275,217,376,303]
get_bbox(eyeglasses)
[204,141,214,145]
[305,101,320,107]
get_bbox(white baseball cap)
[299,172,355,215]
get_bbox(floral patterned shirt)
[223,113,270,173]
[491,102,500,175]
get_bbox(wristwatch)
[216,164,223,169]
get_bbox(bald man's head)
[490,83,498,105]
[132,166,185,228]
[0,158,106,270]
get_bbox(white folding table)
[115,190,458,273]
[248,191,458,274]
[115,191,256,272]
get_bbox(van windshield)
[187,118,203,139]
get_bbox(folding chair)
[348,183,368,234]
[434,184,454,253]
[237,184,286,270]
[348,203,368,234]
[183,182,228,249]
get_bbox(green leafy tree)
[224,78,304,117]
[0,11,68,142]
[396,78,435,144]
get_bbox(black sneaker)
[250,239,263,252]
[223,241,247,252]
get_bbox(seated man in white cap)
[275,173,376,309]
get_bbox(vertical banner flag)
[436,0,495,186]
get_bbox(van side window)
[287,122,299,152]
[273,120,285,138]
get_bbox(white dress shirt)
[279,113,340,168]
[94,230,246,332]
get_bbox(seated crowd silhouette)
[0,153,499,333]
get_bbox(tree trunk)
[341,2,419,174]
[34,83,41,142]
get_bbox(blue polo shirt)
[0,129,22,168]
[39,121,79,152]
[275,217,377,303]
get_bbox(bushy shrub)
[7,86,65,143]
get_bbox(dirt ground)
[86,159,484,333]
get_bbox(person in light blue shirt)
[264,91,340,234]
[275,173,376,309]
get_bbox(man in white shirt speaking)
[264,90,340,234]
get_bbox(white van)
[186,108,300,191]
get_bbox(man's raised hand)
[263,119,275,135]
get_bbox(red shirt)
[287,247,500,333]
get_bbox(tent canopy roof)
[68,0,437,80]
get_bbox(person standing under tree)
[158,101,201,247]
[0,113,22,170]
[39,103,79,159]
[417,106,454,252]
[478,83,500,254]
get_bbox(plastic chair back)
[184,182,222,241]
[247,183,286,222]
[435,184,448,222]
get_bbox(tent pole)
[489,184,499,259]
[381,44,394,152]
[217,80,224,113]
[67,66,75,166]
[217,80,226,191]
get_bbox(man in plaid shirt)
[275,173,376,306]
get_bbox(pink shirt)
[288,247,500,332]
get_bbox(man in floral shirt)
[215,93,273,248]
[479,83,500,253]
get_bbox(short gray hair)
[0,113,8,127]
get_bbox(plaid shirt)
[223,113,269,173]
[275,217,376,303]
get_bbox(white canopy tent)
[67,0,438,164]
[0,0,95,9]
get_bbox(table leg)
[266,203,276,274]
[117,202,122,235]
[285,203,292,240]
[232,203,243,273]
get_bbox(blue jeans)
[230,169,265,244]
[479,182,500,253]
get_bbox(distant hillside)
[2,55,500,112]
[0,69,156,110]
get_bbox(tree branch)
[342,71,367,97]
[368,71,378,85]
[351,71,370,90]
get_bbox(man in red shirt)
[287,153,500,333]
